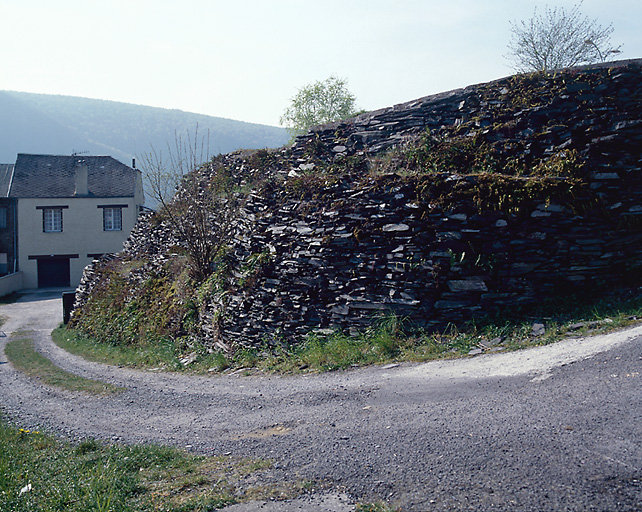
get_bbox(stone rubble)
[73,60,642,352]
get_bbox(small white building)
[6,154,144,288]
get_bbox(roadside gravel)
[1,290,640,511]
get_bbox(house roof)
[0,164,14,197]
[9,154,139,198]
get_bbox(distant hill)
[0,90,289,171]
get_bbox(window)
[0,208,6,229]
[43,208,63,232]
[103,207,122,231]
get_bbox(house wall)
[0,271,23,297]
[17,196,141,288]
[0,198,17,275]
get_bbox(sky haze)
[1,0,640,126]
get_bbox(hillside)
[0,90,288,168]
[70,59,642,354]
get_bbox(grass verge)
[270,289,641,373]
[56,289,641,375]
[356,503,399,512]
[0,416,301,512]
[52,328,185,370]
[5,334,124,395]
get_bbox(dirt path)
[1,291,641,511]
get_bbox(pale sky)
[1,0,640,127]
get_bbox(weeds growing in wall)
[70,61,642,356]
[69,258,194,347]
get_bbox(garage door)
[37,257,70,288]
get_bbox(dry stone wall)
[74,60,642,351]
[291,58,642,170]
[219,175,640,347]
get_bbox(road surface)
[1,290,640,511]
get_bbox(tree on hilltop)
[507,2,621,73]
[280,76,359,138]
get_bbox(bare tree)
[165,162,241,281]
[507,2,621,73]
[139,124,211,209]
[138,126,241,281]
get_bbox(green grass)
[52,327,185,371]
[5,334,125,395]
[217,290,642,374]
[356,503,400,512]
[0,416,291,512]
[55,289,642,376]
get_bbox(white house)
[6,154,144,288]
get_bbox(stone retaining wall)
[74,60,642,350]
[218,174,640,346]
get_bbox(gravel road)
[1,290,640,511]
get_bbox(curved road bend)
[0,290,640,511]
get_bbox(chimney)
[132,158,136,169]
[74,160,88,196]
